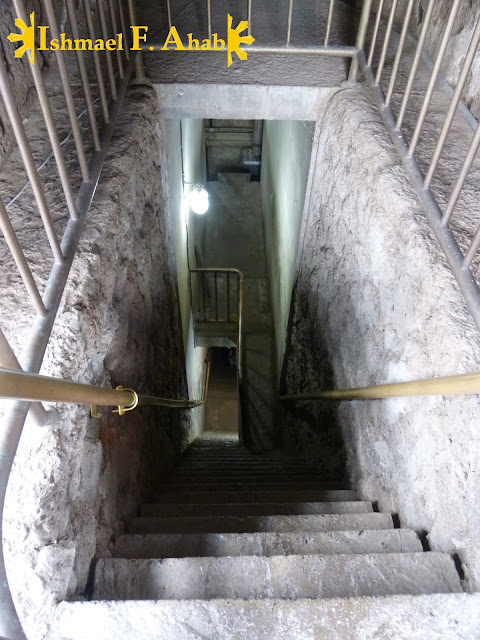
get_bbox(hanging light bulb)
[189,183,209,215]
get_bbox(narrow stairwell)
[48,435,467,638]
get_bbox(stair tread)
[163,472,340,484]
[129,512,393,534]
[157,482,347,491]
[150,489,358,504]
[49,594,480,640]
[113,529,423,558]
[93,553,463,600]
[140,501,373,518]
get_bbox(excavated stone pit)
[1,0,480,637]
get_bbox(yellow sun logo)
[7,11,36,65]
[227,14,254,67]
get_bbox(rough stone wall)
[2,85,193,640]
[283,86,480,588]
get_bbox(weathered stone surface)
[130,512,393,534]
[139,500,373,517]
[93,553,462,600]
[151,489,359,503]
[283,80,480,589]
[47,594,480,640]
[2,85,193,639]
[113,529,422,558]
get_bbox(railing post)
[348,0,373,83]
[128,0,146,82]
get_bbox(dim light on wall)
[188,183,209,215]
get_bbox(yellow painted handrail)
[280,371,480,402]
[0,360,211,416]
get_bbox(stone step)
[168,472,334,480]
[176,463,319,471]
[182,451,291,457]
[48,593,480,640]
[113,529,422,558]
[159,481,343,492]
[165,469,334,482]
[150,489,358,504]
[140,501,373,518]
[129,512,394,534]
[93,553,462,601]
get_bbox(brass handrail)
[0,360,211,415]
[280,370,480,402]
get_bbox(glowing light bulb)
[189,184,209,215]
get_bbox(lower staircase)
[51,436,479,639]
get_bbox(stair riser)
[140,501,373,518]
[178,468,322,473]
[167,472,336,479]
[93,553,462,600]
[129,513,393,535]
[52,594,480,640]
[151,490,358,504]
[157,483,345,492]
[113,529,423,558]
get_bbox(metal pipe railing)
[143,43,356,57]
[190,268,244,382]
[96,0,118,100]
[0,0,135,633]
[65,0,102,151]
[0,53,64,264]
[385,0,415,105]
[0,364,210,411]
[425,16,480,188]
[408,0,461,156]
[375,0,399,85]
[324,0,335,47]
[190,267,245,441]
[206,0,212,40]
[286,0,294,46]
[12,0,78,221]
[348,0,372,83]
[367,0,385,66]
[396,0,435,129]
[281,370,480,402]
[81,0,110,122]
[0,199,47,316]
[42,0,90,181]
[107,0,125,79]
[361,1,480,333]
[127,0,146,81]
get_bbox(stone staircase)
[50,436,480,639]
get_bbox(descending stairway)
[51,436,478,639]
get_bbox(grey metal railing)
[143,0,371,82]
[190,267,244,377]
[0,0,145,635]
[190,267,247,441]
[358,0,480,331]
